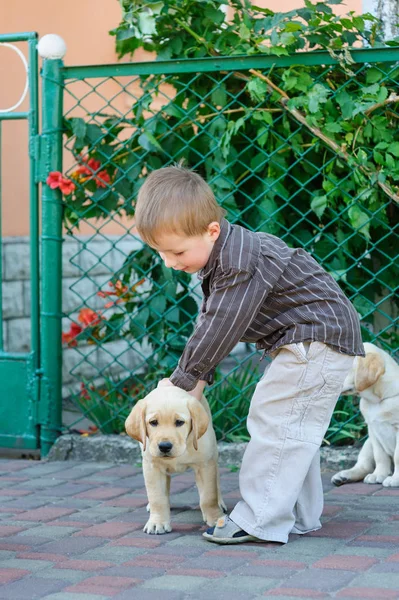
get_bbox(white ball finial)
[38,34,67,59]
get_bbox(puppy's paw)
[143,518,172,535]
[331,470,352,486]
[364,472,390,484]
[202,506,226,527]
[382,475,399,487]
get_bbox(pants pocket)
[286,376,343,445]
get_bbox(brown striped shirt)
[170,218,364,391]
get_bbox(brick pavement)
[0,458,398,599]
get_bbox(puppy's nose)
[158,441,173,454]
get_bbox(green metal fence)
[55,48,398,447]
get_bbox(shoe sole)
[202,531,263,544]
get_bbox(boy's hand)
[157,378,206,402]
[157,378,175,388]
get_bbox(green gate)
[0,32,63,455]
[0,33,40,451]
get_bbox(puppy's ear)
[125,399,147,450]
[355,353,385,392]
[188,398,209,451]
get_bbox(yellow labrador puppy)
[332,342,399,488]
[125,386,226,534]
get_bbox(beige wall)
[1,0,361,237]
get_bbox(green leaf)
[86,124,103,146]
[373,150,384,165]
[138,12,157,35]
[269,46,289,56]
[385,152,395,169]
[211,84,227,108]
[71,118,87,150]
[388,142,399,157]
[138,131,163,153]
[324,122,342,133]
[366,67,383,84]
[149,294,167,315]
[311,195,328,218]
[247,78,268,103]
[308,84,330,113]
[253,110,273,125]
[352,16,365,32]
[348,205,370,239]
[239,22,251,40]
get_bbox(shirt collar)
[198,218,231,280]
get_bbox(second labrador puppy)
[332,342,399,488]
[125,386,226,534]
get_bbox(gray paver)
[0,577,65,599]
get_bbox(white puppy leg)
[195,460,225,526]
[331,438,375,486]
[143,462,172,534]
[364,433,392,484]
[383,430,399,487]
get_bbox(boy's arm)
[169,266,269,391]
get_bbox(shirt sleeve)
[169,267,267,391]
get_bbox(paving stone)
[79,546,146,563]
[55,559,114,571]
[336,587,399,598]
[37,567,94,582]
[0,568,29,584]
[0,525,27,537]
[141,574,216,592]
[306,520,370,539]
[114,589,184,600]
[192,592,258,600]
[312,554,378,570]
[0,558,54,571]
[100,564,166,579]
[38,483,94,497]
[64,575,140,595]
[33,537,105,556]
[0,576,66,599]
[74,522,141,539]
[279,567,356,591]
[17,507,76,522]
[41,594,110,600]
[19,526,79,539]
[0,549,16,559]
[348,571,399,589]
[336,546,394,558]
[266,589,329,598]
[230,563,300,578]
[1,497,51,510]
[371,562,399,573]
[205,574,279,593]
[1,534,52,546]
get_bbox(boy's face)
[151,222,220,274]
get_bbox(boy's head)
[135,165,225,274]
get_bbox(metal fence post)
[38,35,66,456]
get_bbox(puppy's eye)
[175,419,185,427]
[149,420,158,427]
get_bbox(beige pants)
[230,341,355,543]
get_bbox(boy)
[135,164,364,544]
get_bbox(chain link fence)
[60,50,398,445]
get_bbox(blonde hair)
[135,164,225,246]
